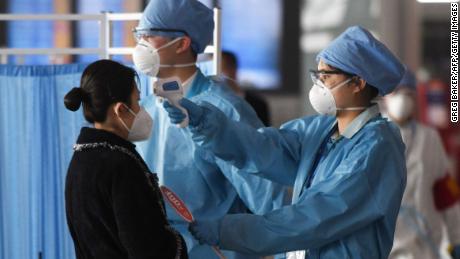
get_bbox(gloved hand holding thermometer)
[162,96,205,128]
[154,77,189,128]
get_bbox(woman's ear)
[352,77,366,94]
[113,102,125,117]
[176,37,192,54]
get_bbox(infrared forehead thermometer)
[154,77,189,128]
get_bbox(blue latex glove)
[452,245,460,259]
[188,220,222,246]
[163,98,204,127]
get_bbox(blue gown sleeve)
[190,101,303,186]
[196,90,292,212]
[215,136,404,255]
[216,158,291,214]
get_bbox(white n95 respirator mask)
[309,78,366,116]
[385,94,414,121]
[132,38,195,77]
[116,104,154,142]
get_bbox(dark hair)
[64,59,138,123]
[222,50,238,70]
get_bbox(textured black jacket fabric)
[65,127,187,259]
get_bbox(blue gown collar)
[339,104,381,139]
[185,69,211,98]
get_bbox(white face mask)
[385,94,414,122]
[132,38,196,77]
[308,78,367,116]
[116,104,153,141]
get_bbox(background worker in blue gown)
[131,0,288,258]
[163,26,407,258]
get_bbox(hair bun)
[64,87,86,111]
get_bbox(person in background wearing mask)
[64,60,187,259]
[164,26,407,258]
[132,0,288,258]
[220,50,271,126]
[385,69,460,259]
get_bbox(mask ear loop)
[115,103,136,132]
[336,77,372,111]
[136,37,182,54]
[329,77,353,92]
[160,63,196,68]
[155,37,183,52]
[337,107,368,111]
[122,103,137,117]
[150,37,196,68]
[311,73,352,90]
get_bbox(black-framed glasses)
[309,69,349,76]
[132,27,188,40]
[309,69,355,84]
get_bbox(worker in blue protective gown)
[132,0,289,258]
[163,26,408,259]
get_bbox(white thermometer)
[154,77,189,128]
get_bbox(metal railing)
[0,8,222,75]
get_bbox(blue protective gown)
[136,70,288,259]
[189,104,407,258]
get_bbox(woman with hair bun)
[64,59,187,259]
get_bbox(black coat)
[65,127,187,259]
